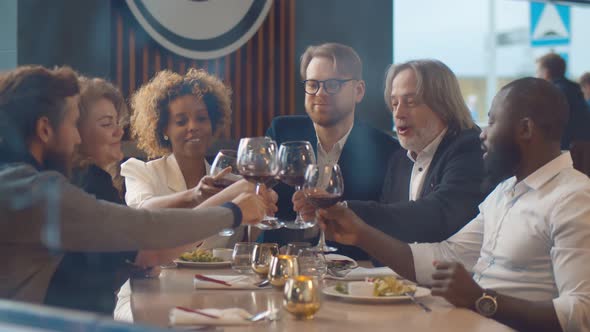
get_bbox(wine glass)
[251,243,279,279]
[236,137,282,241]
[297,247,328,281]
[210,150,243,237]
[210,149,242,186]
[284,275,321,320]
[278,141,317,229]
[231,242,255,274]
[302,164,344,253]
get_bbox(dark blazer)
[262,115,400,259]
[552,78,590,149]
[348,128,488,246]
[45,164,136,314]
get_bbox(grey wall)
[295,0,394,132]
[0,0,18,71]
[17,0,111,79]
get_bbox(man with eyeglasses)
[262,43,400,259]
[302,59,488,262]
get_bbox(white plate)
[173,259,232,268]
[323,284,430,303]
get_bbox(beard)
[482,139,521,193]
[398,125,441,154]
[307,105,354,128]
[44,147,73,178]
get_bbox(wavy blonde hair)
[130,68,232,159]
[73,76,129,196]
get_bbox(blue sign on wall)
[530,2,571,47]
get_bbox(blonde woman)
[45,77,133,314]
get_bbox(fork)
[404,292,432,313]
[247,309,272,322]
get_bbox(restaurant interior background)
[1,0,589,154]
[1,1,590,331]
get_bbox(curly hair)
[130,68,232,159]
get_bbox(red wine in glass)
[278,141,316,230]
[305,192,342,208]
[279,174,306,187]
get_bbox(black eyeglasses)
[302,79,357,95]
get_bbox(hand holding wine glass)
[210,149,242,187]
[303,164,344,252]
[278,141,317,229]
[236,137,283,237]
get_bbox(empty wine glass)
[210,149,243,237]
[303,164,344,253]
[236,137,282,241]
[297,248,328,280]
[210,149,241,186]
[278,141,317,229]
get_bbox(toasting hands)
[192,167,233,204]
[315,204,369,246]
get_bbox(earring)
[163,135,169,141]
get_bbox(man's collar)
[522,152,573,190]
[315,122,354,154]
[406,127,448,163]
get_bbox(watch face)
[477,297,497,317]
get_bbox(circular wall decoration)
[126,0,273,59]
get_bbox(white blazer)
[121,154,210,209]
[121,154,240,249]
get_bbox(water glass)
[232,242,255,274]
[297,248,327,280]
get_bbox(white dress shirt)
[121,154,210,209]
[407,128,447,201]
[315,123,353,169]
[410,152,590,331]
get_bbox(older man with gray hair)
[338,59,488,248]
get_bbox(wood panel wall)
[111,0,297,140]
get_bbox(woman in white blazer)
[121,69,269,247]
[122,68,235,209]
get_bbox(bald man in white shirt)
[317,77,590,332]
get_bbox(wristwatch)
[475,289,498,317]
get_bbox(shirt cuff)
[409,242,438,286]
[221,202,243,229]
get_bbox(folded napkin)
[193,274,268,289]
[170,307,253,326]
[326,266,401,281]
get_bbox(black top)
[348,128,489,257]
[261,115,400,260]
[44,164,136,315]
[552,78,590,149]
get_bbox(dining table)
[118,261,515,332]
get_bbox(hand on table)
[430,261,483,309]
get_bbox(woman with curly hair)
[121,68,243,210]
